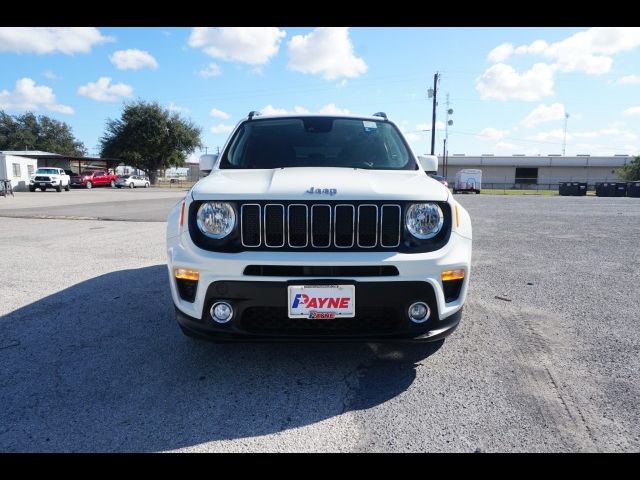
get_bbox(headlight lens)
[196,202,236,239]
[406,203,444,239]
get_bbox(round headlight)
[196,202,236,239]
[406,203,444,239]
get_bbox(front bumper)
[31,181,58,187]
[176,280,462,342]
[168,225,471,341]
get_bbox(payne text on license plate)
[287,285,355,319]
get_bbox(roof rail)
[372,112,387,120]
[248,110,261,120]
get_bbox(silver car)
[115,175,150,189]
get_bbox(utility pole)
[442,138,447,177]
[444,93,450,177]
[428,72,440,155]
[204,146,208,154]
[562,112,569,156]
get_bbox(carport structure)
[3,151,123,174]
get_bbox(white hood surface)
[191,167,449,202]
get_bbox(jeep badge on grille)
[306,187,337,195]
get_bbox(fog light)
[210,301,233,324]
[408,302,430,324]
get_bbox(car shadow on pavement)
[0,265,443,452]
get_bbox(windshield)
[220,117,416,170]
[35,168,59,175]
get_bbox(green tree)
[0,111,86,156]
[617,156,640,181]
[100,101,202,184]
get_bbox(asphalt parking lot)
[0,190,639,452]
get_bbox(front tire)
[145,182,150,188]
[86,182,93,189]
[56,184,62,192]
[64,183,70,191]
[129,183,134,189]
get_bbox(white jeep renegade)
[166,112,472,342]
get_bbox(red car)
[70,170,119,189]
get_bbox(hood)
[191,167,449,202]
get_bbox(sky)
[1,26,639,161]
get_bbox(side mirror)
[417,155,438,174]
[199,154,218,174]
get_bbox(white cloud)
[47,103,75,114]
[167,102,189,114]
[210,108,230,119]
[260,104,310,115]
[527,128,568,142]
[287,27,367,80]
[487,43,514,63]
[623,105,640,116]
[199,63,222,78]
[514,40,549,56]
[211,124,233,134]
[0,27,112,54]
[404,132,421,143]
[318,103,349,115]
[521,103,566,128]
[110,49,158,70]
[619,74,640,84]
[488,28,640,75]
[188,27,285,65]
[476,63,554,101]
[416,121,445,131]
[573,127,637,141]
[77,77,133,102]
[0,77,73,114]
[495,141,520,151]
[43,70,58,80]
[478,127,509,140]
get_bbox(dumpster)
[560,182,587,196]
[559,182,572,196]
[572,182,587,196]
[596,182,615,197]
[614,182,627,197]
[627,181,640,198]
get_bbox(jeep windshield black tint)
[220,117,416,170]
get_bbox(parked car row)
[29,169,150,191]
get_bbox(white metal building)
[438,154,631,187]
[0,153,38,192]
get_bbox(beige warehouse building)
[438,154,631,188]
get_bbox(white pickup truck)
[29,168,71,192]
[166,112,472,342]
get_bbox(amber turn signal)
[179,200,186,227]
[441,269,465,282]
[175,268,199,281]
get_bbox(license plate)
[39,183,45,187]
[287,284,355,319]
